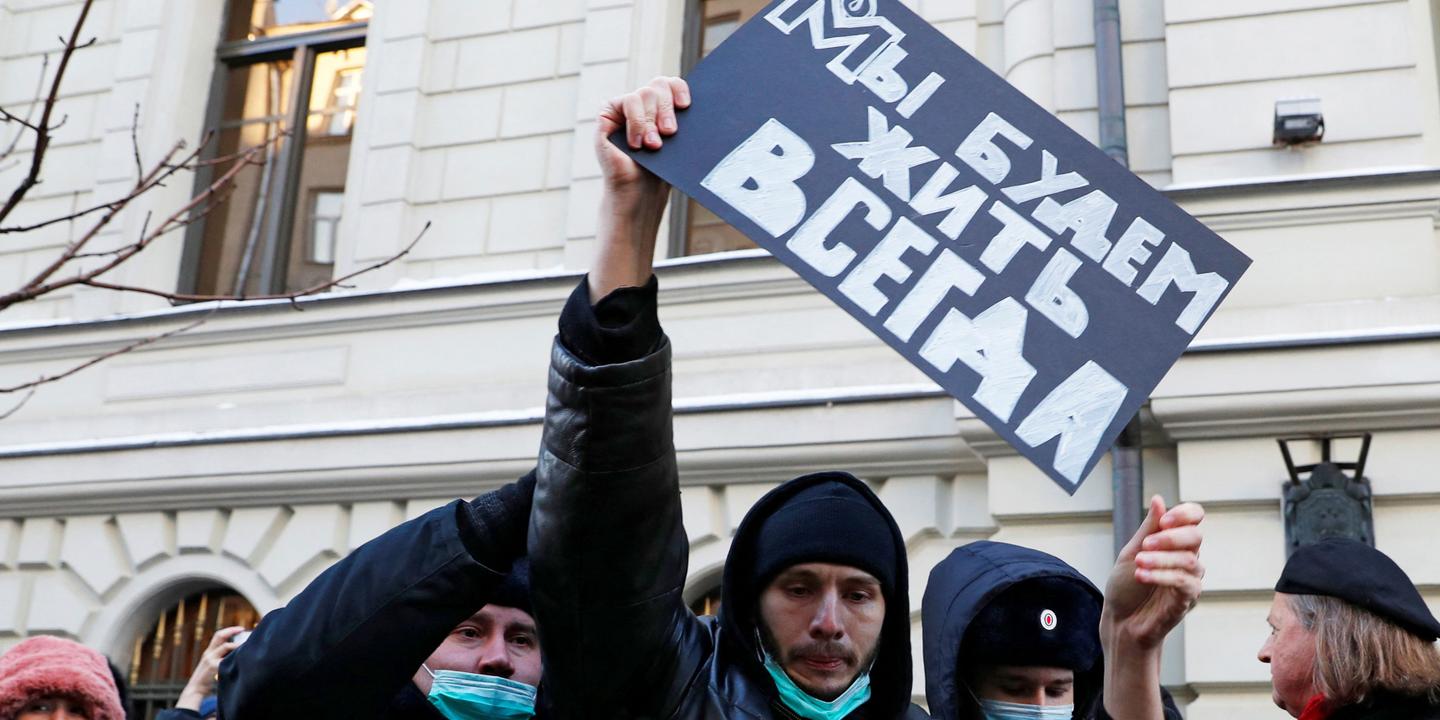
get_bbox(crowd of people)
[3,77,1439,720]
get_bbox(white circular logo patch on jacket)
[1040,609,1058,631]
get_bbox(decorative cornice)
[1164,167,1440,199]
[0,387,972,516]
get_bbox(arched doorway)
[689,582,723,617]
[128,588,260,719]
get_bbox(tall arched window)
[128,589,261,720]
[179,0,371,297]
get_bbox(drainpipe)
[1094,0,1129,167]
[1094,0,1142,554]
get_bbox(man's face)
[758,562,886,701]
[412,604,542,694]
[969,665,1075,708]
[1257,593,1318,717]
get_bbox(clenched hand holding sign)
[621,0,1251,493]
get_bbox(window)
[180,0,371,297]
[673,0,772,257]
[129,588,260,720]
[309,189,344,264]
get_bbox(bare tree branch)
[0,1,429,420]
[0,131,276,311]
[0,55,51,165]
[0,388,37,421]
[0,133,244,235]
[0,0,97,226]
[130,102,143,183]
[77,221,431,304]
[0,313,211,395]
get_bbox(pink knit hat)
[0,636,124,720]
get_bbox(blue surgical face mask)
[977,698,1074,720]
[423,665,537,720]
[760,645,872,720]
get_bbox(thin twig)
[130,103,143,183]
[0,130,264,238]
[0,106,41,133]
[0,0,97,226]
[0,313,211,395]
[0,54,51,165]
[0,387,37,421]
[78,221,432,305]
[0,134,262,308]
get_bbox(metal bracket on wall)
[1278,432,1374,556]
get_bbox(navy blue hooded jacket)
[217,498,519,719]
[921,541,1180,720]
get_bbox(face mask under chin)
[756,629,874,720]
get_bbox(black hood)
[718,471,914,716]
[921,541,1104,720]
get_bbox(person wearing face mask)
[922,497,1203,720]
[1258,537,1440,719]
[526,75,926,720]
[219,474,543,719]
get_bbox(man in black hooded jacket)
[527,76,927,719]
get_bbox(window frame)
[666,0,707,259]
[177,17,368,297]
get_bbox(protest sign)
[619,0,1252,493]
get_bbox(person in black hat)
[922,497,1203,720]
[218,474,544,719]
[526,76,925,719]
[1259,537,1440,719]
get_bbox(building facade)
[1,0,1439,717]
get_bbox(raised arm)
[219,476,534,718]
[588,76,688,301]
[1099,496,1205,720]
[528,77,708,719]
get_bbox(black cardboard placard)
[619,0,1251,493]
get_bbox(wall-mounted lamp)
[1274,97,1324,146]
[1279,433,1373,556]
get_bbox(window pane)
[193,45,364,297]
[306,50,365,139]
[309,190,344,264]
[194,59,294,296]
[287,47,366,292]
[682,0,772,257]
[226,0,373,41]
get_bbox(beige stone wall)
[3,1,1440,717]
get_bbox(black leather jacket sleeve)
[217,501,508,719]
[530,280,704,719]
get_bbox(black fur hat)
[962,576,1101,672]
